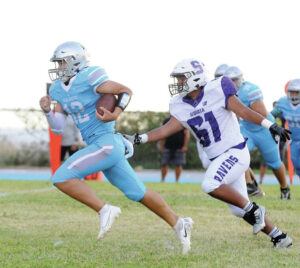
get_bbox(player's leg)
[174,165,182,182]
[161,150,169,182]
[174,150,185,182]
[202,146,266,233]
[259,162,267,184]
[161,165,168,182]
[52,143,118,211]
[246,168,264,196]
[60,146,68,162]
[104,157,193,254]
[291,141,300,177]
[52,141,123,238]
[227,173,292,247]
[256,129,290,198]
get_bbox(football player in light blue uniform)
[272,79,300,178]
[224,67,291,199]
[40,42,193,254]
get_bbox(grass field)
[0,180,299,268]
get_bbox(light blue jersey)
[49,66,146,201]
[237,81,281,169]
[272,96,300,176]
[49,66,114,144]
[272,96,300,141]
[238,81,274,131]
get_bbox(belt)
[209,139,247,162]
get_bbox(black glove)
[123,133,142,145]
[269,123,291,143]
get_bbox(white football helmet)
[48,41,89,82]
[224,66,244,88]
[214,64,229,78]
[168,59,209,97]
[287,79,300,105]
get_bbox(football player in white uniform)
[124,59,292,248]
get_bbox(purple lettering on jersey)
[214,175,222,182]
[225,159,235,166]
[218,166,228,174]
[213,155,239,182]
[221,76,237,108]
[222,161,232,170]
[216,170,225,178]
[229,155,238,162]
[187,111,221,147]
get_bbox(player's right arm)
[124,116,184,145]
[227,95,291,142]
[40,95,66,134]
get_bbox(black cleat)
[280,187,291,200]
[247,182,265,197]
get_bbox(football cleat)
[271,233,293,248]
[253,205,266,234]
[98,204,121,240]
[280,187,291,200]
[174,217,194,254]
[247,182,265,197]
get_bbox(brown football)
[96,93,117,115]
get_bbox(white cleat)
[97,204,121,240]
[174,217,194,254]
[272,233,293,248]
[253,205,266,234]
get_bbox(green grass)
[0,180,299,268]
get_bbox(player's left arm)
[228,95,291,142]
[95,80,132,121]
[124,116,184,145]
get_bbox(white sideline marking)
[0,187,54,198]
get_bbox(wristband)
[140,134,148,143]
[117,93,131,110]
[261,118,273,129]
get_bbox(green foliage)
[0,138,49,167]
[117,111,205,169]
[1,110,264,168]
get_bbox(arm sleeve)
[45,111,67,135]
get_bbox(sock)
[268,227,283,238]
[99,204,109,215]
[173,218,183,231]
[243,201,253,212]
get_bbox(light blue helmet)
[287,79,300,105]
[214,64,229,78]
[48,41,89,82]
[224,66,244,88]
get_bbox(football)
[96,93,117,115]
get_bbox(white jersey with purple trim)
[49,66,114,145]
[170,76,244,160]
